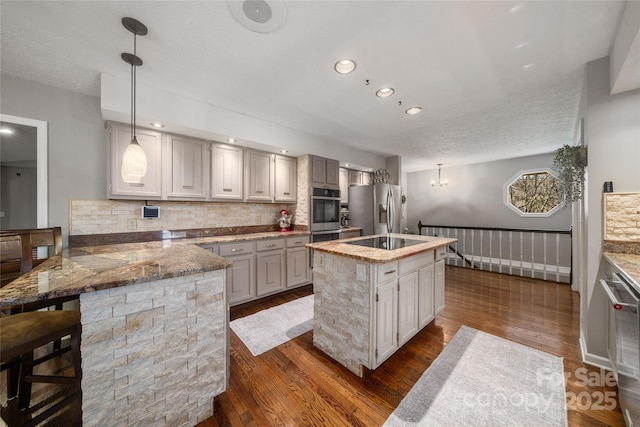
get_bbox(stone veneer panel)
[604,193,640,242]
[312,252,371,377]
[295,155,309,227]
[80,270,226,427]
[70,199,296,236]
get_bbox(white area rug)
[384,325,568,427]
[230,295,314,356]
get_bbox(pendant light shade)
[120,17,148,184]
[122,136,147,183]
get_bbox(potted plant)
[553,144,587,206]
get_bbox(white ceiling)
[0,1,628,172]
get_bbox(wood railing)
[417,222,572,283]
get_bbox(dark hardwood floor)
[201,266,626,427]
[1,266,625,426]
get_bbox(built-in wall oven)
[310,188,341,232]
[601,270,640,426]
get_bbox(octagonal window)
[504,168,562,217]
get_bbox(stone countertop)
[603,252,640,289]
[307,233,457,264]
[0,230,310,307]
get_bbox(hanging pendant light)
[431,163,448,187]
[121,17,148,184]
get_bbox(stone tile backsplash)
[70,200,297,236]
[604,193,640,242]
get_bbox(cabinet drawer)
[219,241,254,257]
[286,236,310,248]
[197,244,219,254]
[376,261,398,285]
[256,239,285,252]
[399,251,433,276]
[435,246,448,261]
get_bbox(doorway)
[0,114,48,229]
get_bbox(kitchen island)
[307,233,456,377]
[0,242,231,426]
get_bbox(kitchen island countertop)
[307,233,456,263]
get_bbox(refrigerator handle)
[386,188,393,234]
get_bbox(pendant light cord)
[132,33,137,140]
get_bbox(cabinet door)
[274,155,297,202]
[256,251,285,296]
[375,279,398,366]
[286,247,309,287]
[109,123,163,199]
[310,156,327,186]
[418,264,434,328]
[211,144,243,200]
[434,259,445,314]
[339,168,349,204]
[362,172,373,186]
[245,150,274,202]
[165,134,208,200]
[398,272,419,346]
[348,170,362,186]
[326,158,340,186]
[226,253,255,306]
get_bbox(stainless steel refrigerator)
[348,183,401,236]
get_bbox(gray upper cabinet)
[310,155,339,189]
[274,155,297,202]
[210,143,244,201]
[245,149,274,202]
[339,167,349,204]
[165,134,209,200]
[108,122,163,199]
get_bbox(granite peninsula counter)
[0,229,308,426]
[307,233,456,377]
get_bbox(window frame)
[503,167,562,218]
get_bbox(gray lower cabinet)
[434,259,445,314]
[418,263,435,328]
[217,235,311,307]
[286,236,310,288]
[256,239,285,297]
[220,241,255,306]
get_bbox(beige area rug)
[384,325,568,426]
[229,295,314,356]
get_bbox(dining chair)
[0,310,82,426]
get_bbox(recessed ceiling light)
[376,88,395,98]
[0,128,14,134]
[405,107,422,115]
[280,149,288,154]
[334,59,356,74]
[345,163,350,167]
[522,63,534,69]
[228,138,236,143]
[150,122,165,128]
[514,43,526,49]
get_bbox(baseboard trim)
[579,335,613,371]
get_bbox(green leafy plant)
[552,145,587,206]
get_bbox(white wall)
[0,165,37,229]
[406,153,572,233]
[0,74,106,243]
[581,56,640,363]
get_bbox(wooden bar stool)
[0,310,82,426]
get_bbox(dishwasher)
[601,270,640,426]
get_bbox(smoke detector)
[228,0,287,33]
